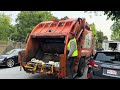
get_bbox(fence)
[0,41,26,54]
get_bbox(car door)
[13,54,18,64]
[12,50,21,64]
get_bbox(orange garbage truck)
[18,17,95,79]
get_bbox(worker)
[66,32,78,79]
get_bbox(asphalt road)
[0,65,88,79]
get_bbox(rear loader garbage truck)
[18,17,95,79]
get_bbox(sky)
[0,11,114,40]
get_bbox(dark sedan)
[0,49,24,68]
[87,50,120,79]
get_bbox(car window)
[6,49,21,55]
[94,52,120,62]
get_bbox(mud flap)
[77,57,85,77]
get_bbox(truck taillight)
[57,71,64,78]
[88,60,98,67]
[59,72,63,77]
[94,63,98,67]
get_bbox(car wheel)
[77,57,85,77]
[6,59,15,68]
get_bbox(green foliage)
[110,20,120,40]
[104,11,120,21]
[103,11,120,40]
[11,11,53,42]
[90,23,97,40]
[89,23,108,48]
[97,43,102,49]
[96,31,108,48]
[103,36,108,40]
[85,11,120,21]
[0,13,13,41]
[96,31,103,43]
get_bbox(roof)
[31,18,77,37]
[103,40,120,43]
[97,50,120,53]
[12,48,25,51]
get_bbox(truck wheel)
[77,57,85,77]
[6,59,15,68]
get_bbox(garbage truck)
[18,17,95,79]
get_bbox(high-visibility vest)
[67,38,78,57]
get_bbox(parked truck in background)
[18,17,95,79]
[102,40,120,51]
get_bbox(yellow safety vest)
[67,38,78,57]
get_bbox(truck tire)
[77,57,85,77]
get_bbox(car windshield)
[94,52,120,62]
[5,49,21,55]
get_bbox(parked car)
[0,49,25,68]
[87,50,120,79]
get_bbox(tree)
[12,11,53,42]
[8,26,18,41]
[110,20,120,40]
[89,22,108,48]
[96,31,104,43]
[103,36,108,40]
[85,11,120,21]
[0,13,13,41]
[104,11,120,21]
[90,23,97,41]
[103,11,120,40]
[96,31,108,48]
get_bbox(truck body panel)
[18,18,94,78]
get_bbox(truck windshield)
[94,52,120,62]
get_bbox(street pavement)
[0,65,88,79]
